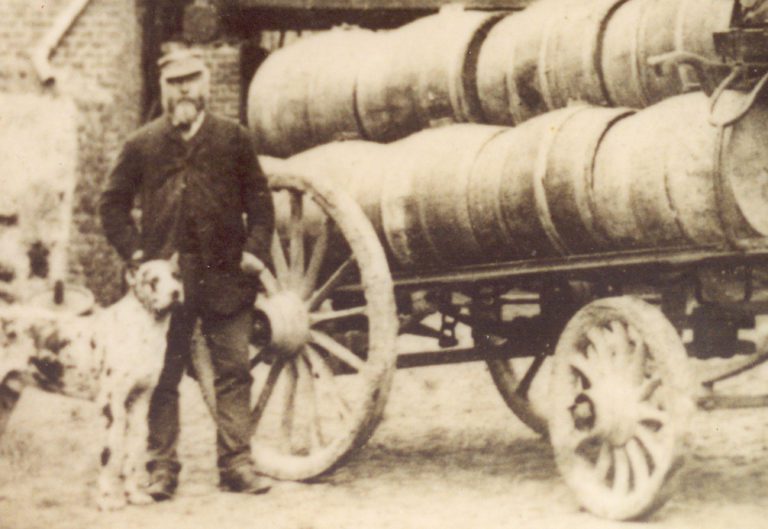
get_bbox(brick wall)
[201,41,242,122]
[0,0,145,305]
[0,0,267,305]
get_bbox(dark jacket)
[100,113,274,315]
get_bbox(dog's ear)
[168,252,179,273]
[125,260,140,287]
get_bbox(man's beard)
[169,98,204,131]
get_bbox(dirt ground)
[2,344,768,529]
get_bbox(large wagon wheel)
[246,169,397,481]
[549,296,693,520]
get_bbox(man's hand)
[240,252,266,276]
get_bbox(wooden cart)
[212,168,768,521]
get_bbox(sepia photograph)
[1,0,768,527]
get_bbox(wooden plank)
[385,244,768,291]
[235,0,533,10]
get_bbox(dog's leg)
[96,388,128,511]
[123,387,154,505]
[0,374,23,437]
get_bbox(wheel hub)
[254,291,310,358]
[588,372,641,446]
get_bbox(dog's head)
[126,254,183,320]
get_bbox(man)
[100,46,275,499]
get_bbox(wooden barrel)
[290,141,387,238]
[467,108,583,261]
[591,98,689,249]
[475,4,551,125]
[355,9,503,143]
[601,0,733,108]
[542,106,635,253]
[591,91,768,250]
[708,89,768,241]
[262,142,388,239]
[467,106,634,260]
[306,30,377,150]
[379,125,506,268]
[267,93,768,274]
[247,28,374,157]
[539,0,628,110]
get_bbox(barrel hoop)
[381,164,421,269]
[633,0,653,107]
[418,128,508,266]
[456,14,506,123]
[660,134,703,246]
[593,0,633,107]
[712,123,761,249]
[532,107,586,256]
[504,16,541,125]
[447,22,471,123]
[465,127,516,255]
[537,12,557,111]
[582,109,636,249]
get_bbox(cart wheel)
[247,170,397,481]
[549,296,693,520]
[487,355,550,435]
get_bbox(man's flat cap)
[158,47,207,79]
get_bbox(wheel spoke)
[305,345,352,423]
[249,346,272,369]
[250,359,285,435]
[279,360,298,447]
[627,324,646,383]
[310,305,367,325]
[587,327,611,358]
[639,376,663,402]
[635,428,664,464]
[308,257,355,311]
[301,217,329,299]
[608,321,630,359]
[288,190,305,290]
[612,447,631,495]
[570,353,598,383]
[594,441,612,481]
[289,357,313,455]
[626,437,651,489]
[515,354,547,400]
[271,233,290,288]
[310,330,366,372]
[297,354,325,449]
[637,402,667,426]
[258,267,280,296]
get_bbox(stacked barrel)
[248,0,735,156]
[249,0,768,269]
[267,91,768,270]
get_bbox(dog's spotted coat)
[0,257,183,510]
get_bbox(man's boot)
[219,463,272,495]
[145,460,181,501]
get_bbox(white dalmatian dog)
[0,255,183,510]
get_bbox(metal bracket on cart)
[647,14,768,127]
[697,330,768,410]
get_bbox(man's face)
[161,70,209,131]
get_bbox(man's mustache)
[172,97,202,108]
